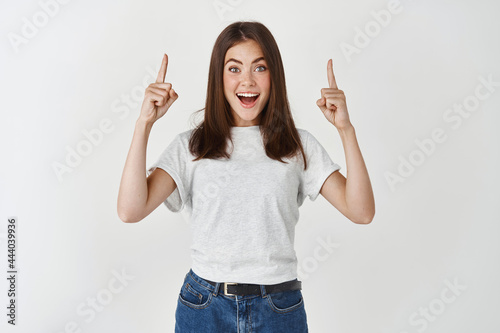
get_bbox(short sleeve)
[298,130,341,204]
[146,133,190,212]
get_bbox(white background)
[1,0,499,332]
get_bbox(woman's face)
[223,39,271,127]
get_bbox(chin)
[233,108,263,121]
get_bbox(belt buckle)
[224,282,238,296]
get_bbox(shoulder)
[179,128,195,138]
[295,127,310,139]
[171,128,195,145]
[159,129,194,154]
[295,128,329,153]
[295,127,312,146]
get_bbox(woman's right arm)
[117,54,179,223]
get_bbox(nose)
[240,70,256,87]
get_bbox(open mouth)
[236,92,260,108]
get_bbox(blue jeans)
[175,268,309,332]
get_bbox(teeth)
[237,93,259,97]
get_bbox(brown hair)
[188,20,308,169]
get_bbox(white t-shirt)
[146,125,341,284]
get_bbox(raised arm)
[316,59,375,224]
[117,54,179,223]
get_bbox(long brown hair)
[188,20,308,170]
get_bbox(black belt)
[204,278,302,296]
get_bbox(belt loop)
[213,282,220,297]
[259,284,267,298]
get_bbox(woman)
[117,21,375,332]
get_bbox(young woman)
[117,21,375,333]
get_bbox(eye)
[256,65,267,72]
[229,67,240,73]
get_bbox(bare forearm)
[338,125,375,223]
[117,119,154,221]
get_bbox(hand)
[316,59,352,130]
[138,54,178,124]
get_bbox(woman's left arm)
[316,59,375,224]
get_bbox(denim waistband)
[186,268,301,297]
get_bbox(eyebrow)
[225,56,266,66]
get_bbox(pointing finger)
[327,59,338,89]
[156,54,168,83]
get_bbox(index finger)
[156,54,168,83]
[327,58,338,89]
